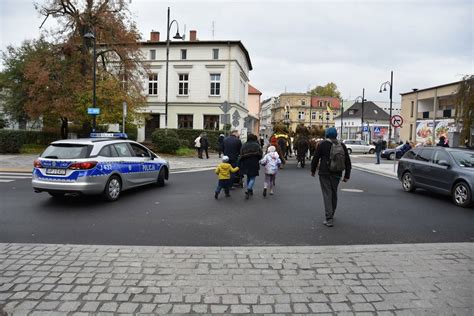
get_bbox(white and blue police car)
[32,133,169,201]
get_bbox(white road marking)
[0,172,32,176]
[0,175,31,179]
[341,188,364,193]
[0,179,14,183]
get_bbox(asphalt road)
[1,158,473,246]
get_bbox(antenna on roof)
[212,21,215,39]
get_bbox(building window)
[150,50,156,60]
[301,100,306,106]
[178,115,193,129]
[319,101,323,107]
[422,111,429,119]
[178,74,189,95]
[311,111,317,120]
[148,74,158,95]
[443,109,452,118]
[203,115,219,130]
[210,74,221,95]
[181,49,187,60]
[212,49,219,60]
[409,124,413,141]
[298,111,305,120]
[284,111,290,120]
[410,101,414,117]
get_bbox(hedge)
[151,129,181,154]
[0,130,61,153]
[172,129,225,150]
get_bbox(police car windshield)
[41,144,91,159]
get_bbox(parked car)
[397,147,474,207]
[342,139,375,154]
[32,133,169,201]
[381,143,411,160]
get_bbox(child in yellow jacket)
[215,155,239,199]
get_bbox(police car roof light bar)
[89,132,128,139]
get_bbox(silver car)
[397,146,474,207]
[32,133,169,201]
[342,139,375,154]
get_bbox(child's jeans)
[264,174,275,189]
[246,176,256,191]
[215,179,231,195]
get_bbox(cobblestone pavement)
[1,243,472,315]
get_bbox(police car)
[32,133,169,201]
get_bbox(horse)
[294,136,310,168]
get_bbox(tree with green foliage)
[309,82,341,98]
[0,39,51,129]
[1,0,148,138]
[455,75,474,145]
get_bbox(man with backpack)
[311,127,351,227]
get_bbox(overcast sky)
[1,0,472,102]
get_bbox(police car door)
[113,142,142,187]
[128,143,158,183]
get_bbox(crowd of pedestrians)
[211,128,352,228]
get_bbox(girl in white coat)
[259,146,281,197]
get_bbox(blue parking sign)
[363,126,369,132]
[88,108,100,115]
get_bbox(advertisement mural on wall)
[416,119,455,145]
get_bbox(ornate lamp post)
[379,71,393,144]
[84,31,97,132]
[165,7,183,130]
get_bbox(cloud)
[1,0,473,103]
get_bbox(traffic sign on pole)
[219,101,230,113]
[390,115,403,128]
[374,126,381,133]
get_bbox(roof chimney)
[149,31,160,42]
[190,30,197,41]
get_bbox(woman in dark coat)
[239,133,263,199]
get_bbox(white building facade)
[259,97,277,139]
[137,31,253,141]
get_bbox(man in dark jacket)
[311,127,351,227]
[223,130,242,183]
[240,134,263,199]
[373,138,383,164]
[218,134,225,158]
[200,133,209,159]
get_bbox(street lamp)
[379,70,393,144]
[165,7,183,130]
[84,31,97,132]
[340,98,344,139]
[355,89,366,140]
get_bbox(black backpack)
[327,139,346,172]
[382,140,387,150]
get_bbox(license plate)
[46,168,67,175]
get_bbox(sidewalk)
[1,154,399,179]
[1,242,472,315]
[0,154,220,173]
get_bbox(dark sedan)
[397,146,474,207]
[381,144,410,160]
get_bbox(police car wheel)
[104,175,121,201]
[156,168,166,187]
